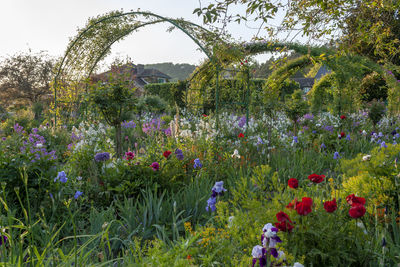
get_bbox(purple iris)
[381,141,388,148]
[333,151,340,160]
[320,143,326,149]
[54,171,68,183]
[175,149,184,160]
[252,245,267,267]
[74,191,83,199]
[193,158,202,169]
[238,116,246,128]
[94,152,110,162]
[211,181,227,197]
[206,197,217,212]
[346,134,351,141]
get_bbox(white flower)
[251,245,263,258]
[362,155,371,161]
[277,250,286,260]
[293,263,305,267]
[231,149,241,159]
[362,130,367,135]
[76,176,82,181]
[36,143,43,148]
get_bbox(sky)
[0,0,289,66]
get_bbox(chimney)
[136,64,144,75]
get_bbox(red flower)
[346,194,366,206]
[340,132,345,138]
[288,178,298,189]
[295,197,313,216]
[323,198,337,213]
[276,211,292,223]
[340,115,346,120]
[349,204,366,218]
[275,221,294,232]
[238,133,244,138]
[202,114,208,117]
[163,150,172,158]
[308,173,325,183]
[124,151,135,160]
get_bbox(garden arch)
[53,10,227,125]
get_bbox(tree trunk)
[115,124,123,158]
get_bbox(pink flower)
[150,162,159,171]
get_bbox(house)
[91,63,171,94]
[291,65,331,93]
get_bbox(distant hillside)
[144,62,196,81]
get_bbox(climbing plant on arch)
[53,10,228,125]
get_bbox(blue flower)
[346,134,351,141]
[333,152,340,160]
[94,152,110,162]
[293,136,298,143]
[320,143,326,149]
[381,141,388,148]
[206,196,217,212]
[74,191,83,200]
[193,158,202,169]
[175,149,184,160]
[256,137,264,145]
[54,171,68,183]
[212,181,227,196]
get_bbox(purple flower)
[293,136,298,143]
[252,245,267,267]
[324,125,334,132]
[381,141,388,148]
[122,120,136,129]
[175,149,184,160]
[212,181,227,197]
[193,158,202,169]
[256,137,264,145]
[346,134,351,141]
[303,113,314,120]
[150,162,159,171]
[13,123,23,133]
[74,191,83,200]
[54,171,68,183]
[0,235,7,246]
[320,143,326,149]
[163,127,171,136]
[94,152,110,162]
[206,196,217,212]
[333,151,340,160]
[1,137,6,141]
[238,116,246,128]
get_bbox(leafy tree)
[88,72,137,157]
[0,51,54,106]
[284,89,309,133]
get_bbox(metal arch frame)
[53,11,220,126]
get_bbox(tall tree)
[0,51,54,106]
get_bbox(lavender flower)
[122,120,136,129]
[303,113,314,120]
[381,141,388,148]
[238,116,246,128]
[346,134,351,141]
[320,143,326,149]
[324,125,334,132]
[94,152,110,162]
[13,123,23,133]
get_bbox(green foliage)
[368,100,386,127]
[310,73,335,113]
[360,72,388,102]
[137,95,168,114]
[284,89,309,128]
[144,81,186,109]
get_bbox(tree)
[0,51,54,106]
[88,71,137,157]
[194,0,400,64]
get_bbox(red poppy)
[340,115,346,120]
[295,197,313,216]
[349,204,366,218]
[340,132,345,138]
[163,150,172,158]
[308,173,325,183]
[346,194,366,206]
[202,114,208,117]
[276,211,292,223]
[238,133,245,138]
[288,178,298,189]
[275,221,294,232]
[323,198,337,213]
[187,255,192,260]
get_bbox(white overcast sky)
[0,0,290,65]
